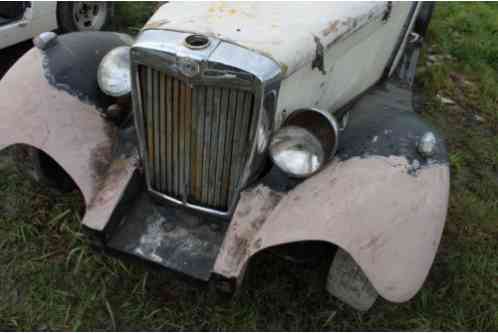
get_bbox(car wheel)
[58,2,111,33]
[12,145,75,193]
[325,248,378,311]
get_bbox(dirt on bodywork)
[0,38,137,232]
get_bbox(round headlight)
[270,126,325,178]
[97,46,131,97]
[269,109,339,178]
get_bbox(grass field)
[0,3,497,331]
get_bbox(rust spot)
[88,123,118,193]
[342,17,356,29]
[220,186,284,272]
[383,2,392,21]
[322,20,340,37]
[360,233,389,253]
[312,36,326,75]
[237,204,251,218]
[253,238,262,250]
[88,158,129,208]
[250,189,282,230]
[227,235,250,266]
[145,19,170,30]
[280,63,288,76]
[90,141,113,182]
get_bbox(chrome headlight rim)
[269,125,325,178]
[97,46,132,98]
[284,108,340,158]
[269,108,339,179]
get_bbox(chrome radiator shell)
[130,30,281,216]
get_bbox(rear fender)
[214,82,450,303]
[0,31,138,231]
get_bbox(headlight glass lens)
[269,126,325,178]
[97,46,131,97]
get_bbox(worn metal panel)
[213,82,450,303]
[0,46,137,232]
[106,192,228,281]
[143,3,416,130]
[144,2,389,77]
[214,157,449,303]
[274,3,415,128]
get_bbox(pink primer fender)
[0,33,137,231]
[214,155,449,302]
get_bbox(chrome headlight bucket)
[269,109,339,178]
[97,46,132,97]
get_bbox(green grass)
[111,2,159,35]
[1,3,497,331]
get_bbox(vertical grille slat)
[201,87,213,203]
[171,78,179,197]
[208,87,221,204]
[153,69,161,191]
[228,91,247,203]
[159,73,167,192]
[137,65,256,212]
[184,83,192,203]
[145,67,155,186]
[214,88,229,207]
[220,89,238,206]
[178,81,186,201]
[192,86,205,204]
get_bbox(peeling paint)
[0,45,139,232]
[214,155,450,303]
[41,31,131,112]
[214,82,450,303]
[106,193,227,280]
[322,20,340,37]
[312,36,326,75]
[145,19,171,30]
[142,2,389,77]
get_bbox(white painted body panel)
[146,2,419,126]
[147,2,387,76]
[276,3,416,126]
[0,2,58,50]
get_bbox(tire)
[12,145,75,192]
[57,2,112,33]
[414,2,435,37]
[326,248,378,311]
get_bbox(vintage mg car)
[0,2,448,311]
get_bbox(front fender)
[0,31,137,231]
[214,82,450,303]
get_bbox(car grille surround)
[134,64,258,213]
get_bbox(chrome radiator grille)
[136,65,257,212]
